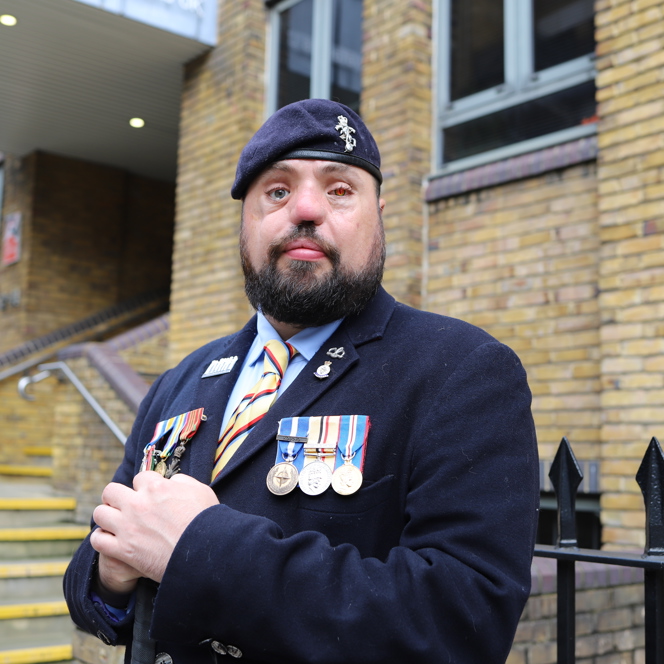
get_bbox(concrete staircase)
[0,475,88,664]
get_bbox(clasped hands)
[90,471,218,596]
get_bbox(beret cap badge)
[335,115,356,153]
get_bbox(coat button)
[226,645,243,658]
[210,641,228,655]
[155,654,173,664]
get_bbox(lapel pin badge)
[314,361,332,379]
[202,356,238,378]
[326,347,345,359]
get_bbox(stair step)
[0,466,53,479]
[22,448,53,458]
[0,643,72,664]
[0,498,77,528]
[0,599,68,619]
[0,560,69,601]
[0,527,89,560]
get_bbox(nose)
[289,184,326,226]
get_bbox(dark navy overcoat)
[64,287,539,664]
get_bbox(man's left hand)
[91,472,219,583]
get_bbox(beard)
[240,220,385,329]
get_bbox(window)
[437,0,597,171]
[268,0,363,114]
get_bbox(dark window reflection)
[534,0,595,71]
[450,0,504,101]
[331,0,362,112]
[443,80,596,162]
[278,0,313,109]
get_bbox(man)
[64,99,539,664]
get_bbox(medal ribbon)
[334,415,369,471]
[276,417,308,471]
[302,416,342,472]
[141,408,205,472]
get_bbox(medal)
[299,461,333,495]
[267,462,299,495]
[140,408,205,475]
[267,419,307,496]
[331,414,369,495]
[332,463,363,495]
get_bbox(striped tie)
[212,339,297,480]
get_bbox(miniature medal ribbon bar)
[140,407,206,477]
[267,415,369,497]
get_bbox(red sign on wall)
[2,212,21,266]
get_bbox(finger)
[92,503,122,534]
[132,469,165,491]
[101,481,135,508]
[90,527,120,558]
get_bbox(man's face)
[240,159,386,329]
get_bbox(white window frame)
[435,0,597,174]
[267,0,346,115]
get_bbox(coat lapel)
[182,322,257,484]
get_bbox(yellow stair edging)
[0,560,70,579]
[0,600,69,621]
[0,466,52,478]
[0,526,89,542]
[22,447,53,457]
[0,644,72,664]
[0,498,76,511]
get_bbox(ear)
[379,198,386,213]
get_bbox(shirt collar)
[253,312,343,365]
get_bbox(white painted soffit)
[0,0,216,182]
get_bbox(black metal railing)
[534,437,664,664]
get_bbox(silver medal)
[298,461,333,495]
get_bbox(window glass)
[534,0,595,71]
[443,80,596,162]
[277,0,314,109]
[330,0,362,111]
[450,0,504,101]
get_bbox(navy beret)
[231,99,382,199]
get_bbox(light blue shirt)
[220,313,343,433]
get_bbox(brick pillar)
[169,2,266,363]
[362,0,432,309]
[595,0,664,548]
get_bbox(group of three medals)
[266,415,368,497]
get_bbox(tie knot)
[263,339,297,378]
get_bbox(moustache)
[267,226,341,266]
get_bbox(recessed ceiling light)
[129,118,145,128]
[0,14,17,26]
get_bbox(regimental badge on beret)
[335,115,356,153]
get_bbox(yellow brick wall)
[168,1,266,363]
[426,163,601,463]
[595,0,664,549]
[363,0,432,309]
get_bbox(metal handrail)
[18,361,127,445]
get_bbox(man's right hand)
[96,551,141,598]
